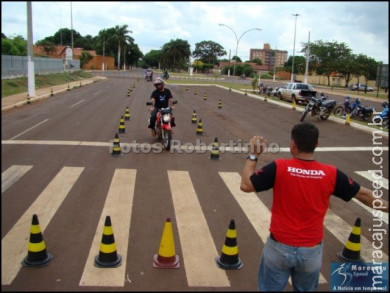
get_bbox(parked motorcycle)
[271,87,279,97]
[266,86,273,97]
[146,100,177,150]
[334,96,353,116]
[300,95,336,122]
[350,98,375,121]
[373,102,389,128]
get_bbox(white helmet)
[153,77,164,86]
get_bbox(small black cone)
[209,137,220,160]
[337,217,362,262]
[94,216,122,268]
[124,107,130,121]
[22,214,53,267]
[191,110,197,124]
[215,219,243,270]
[196,119,203,135]
[218,99,222,109]
[118,116,125,133]
[111,133,121,156]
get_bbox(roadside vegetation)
[1,71,93,98]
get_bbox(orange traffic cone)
[153,218,180,269]
[22,214,53,267]
[216,219,243,270]
[337,217,362,262]
[94,216,122,268]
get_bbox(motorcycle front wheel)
[333,106,345,116]
[300,109,309,122]
[162,130,172,150]
[319,108,330,120]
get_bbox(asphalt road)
[1,74,388,291]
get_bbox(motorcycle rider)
[148,77,175,137]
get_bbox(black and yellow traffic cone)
[22,214,53,267]
[153,218,180,269]
[194,88,198,95]
[127,89,130,96]
[244,89,247,96]
[80,81,82,87]
[124,107,130,121]
[209,137,221,160]
[215,219,243,270]
[26,94,31,104]
[111,133,121,156]
[191,110,197,124]
[203,92,207,101]
[218,99,222,109]
[196,119,203,135]
[50,87,54,96]
[67,84,70,91]
[264,94,268,102]
[337,217,362,262]
[118,116,125,133]
[94,216,122,268]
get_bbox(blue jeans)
[258,235,323,291]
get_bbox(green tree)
[192,40,226,65]
[142,50,161,68]
[355,54,378,92]
[79,51,93,68]
[113,25,134,70]
[250,58,263,65]
[160,39,191,72]
[126,43,143,69]
[1,35,27,55]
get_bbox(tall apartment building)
[250,43,288,70]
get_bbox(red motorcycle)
[146,100,177,150]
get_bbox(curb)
[2,77,106,112]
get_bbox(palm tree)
[113,25,134,70]
[160,39,191,71]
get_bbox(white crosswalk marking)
[79,169,137,287]
[168,170,230,287]
[324,209,388,262]
[2,165,33,193]
[219,172,328,284]
[354,171,388,224]
[1,166,84,285]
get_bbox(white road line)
[79,169,136,287]
[324,209,388,262]
[355,171,388,190]
[1,166,84,285]
[354,171,388,224]
[2,165,33,193]
[1,140,388,153]
[9,119,49,140]
[168,170,230,287]
[70,99,85,108]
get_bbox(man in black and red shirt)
[240,122,388,291]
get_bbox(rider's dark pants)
[148,108,158,129]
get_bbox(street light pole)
[219,24,261,77]
[291,13,300,82]
[102,32,117,71]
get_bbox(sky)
[1,1,389,63]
